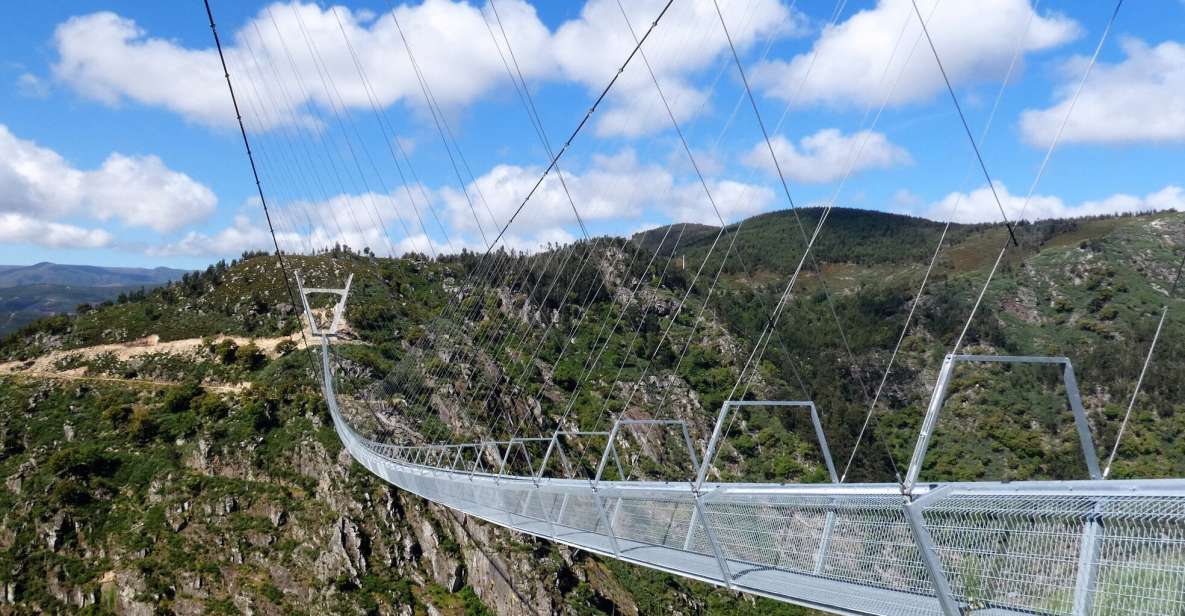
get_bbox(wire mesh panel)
[921,490,1185,615]
[610,494,696,550]
[1092,498,1185,615]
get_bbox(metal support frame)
[905,354,1102,491]
[904,486,962,616]
[695,400,838,491]
[295,272,353,336]
[595,419,700,488]
[498,437,551,479]
[536,430,619,482]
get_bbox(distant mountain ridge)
[0,262,189,288]
[0,262,191,334]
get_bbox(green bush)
[163,380,203,413]
[214,339,238,365]
[237,343,267,371]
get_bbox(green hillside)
[2,207,1183,614]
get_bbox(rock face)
[0,378,763,616]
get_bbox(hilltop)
[1,207,1184,614]
[0,263,190,336]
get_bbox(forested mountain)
[1,207,1182,614]
[0,263,190,335]
[0,263,189,288]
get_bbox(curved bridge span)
[315,329,1185,616]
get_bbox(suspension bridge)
[203,0,1185,613]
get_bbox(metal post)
[594,494,621,555]
[904,487,961,616]
[537,432,560,481]
[556,493,570,527]
[679,421,700,481]
[694,495,733,587]
[1072,501,1104,615]
[906,354,958,491]
[594,421,623,488]
[808,402,839,482]
[683,505,699,551]
[813,508,836,575]
[1064,362,1102,479]
[696,402,732,490]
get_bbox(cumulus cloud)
[441,149,776,234]
[742,129,911,184]
[148,215,274,258]
[1020,38,1185,146]
[927,182,1185,223]
[554,0,801,137]
[0,213,112,249]
[52,2,553,130]
[752,0,1078,108]
[50,1,802,136]
[161,146,777,258]
[0,124,216,248]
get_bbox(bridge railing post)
[1072,500,1104,615]
[904,486,961,616]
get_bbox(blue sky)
[0,0,1182,269]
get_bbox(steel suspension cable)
[695,0,942,479]
[840,0,1036,482]
[1104,248,1185,477]
[203,0,317,383]
[615,0,812,421]
[394,1,680,433]
[910,0,1123,487]
[470,0,738,442]
[710,0,913,478]
[941,0,1123,360]
[497,0,801,440]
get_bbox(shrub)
[163,380,204,413]
[275,339,298,356]
[237,343,267,371]
[215,339,238,365]
[195,394,229,418]
[128,406,158,442]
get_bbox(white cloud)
[0,213,112,249]
[162,146,777,259]
[83,154,218,232]
[927,182,1185,223]
[50,1,801,136]
[441,148,776,234]
[0,124,216,240]
[752,0,1078,108]
[556,0,800,137]
[53,2,554,130]
[1020,38,1185,146]
[666,178,777,225]
[150,216,267,257]
[893,188,922,209]
[742,129,911,184]
[53,12,231,127]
